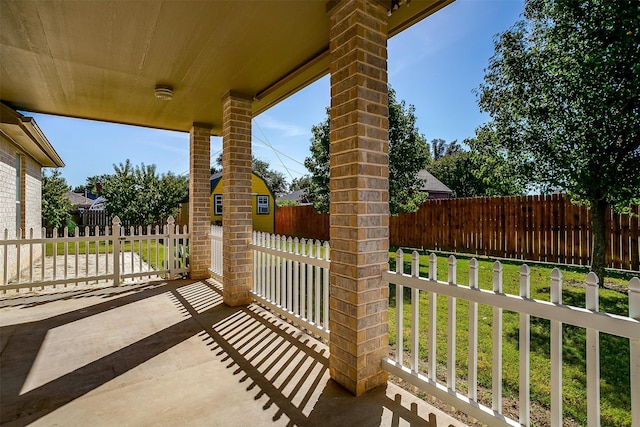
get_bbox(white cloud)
[254,115,308,138]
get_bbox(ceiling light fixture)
[387,0,409,16]
[154,84,173,101]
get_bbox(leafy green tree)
[100,160,138,223]
[100,160,188,225]
[388,89,432,214]
[304,88,431,215]
[73,174,110,196]
[157,172,190,219]
[430,138,462,161]
[42,169,72,229]
[465,125,528,196]
[426,136,526,198]
[427,152,480,198]
[430,138,447,161]
[289,175,312,192]
[303,111,331,213]
[252,157,288,197]
[477,0,640,281]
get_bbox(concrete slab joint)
[327,0,390,397]
[221,91,254,307]
[189,122,213,280]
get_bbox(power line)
[253,119,303,181]
[178,123,310,179]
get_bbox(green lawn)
[44,240,171,270]
[388,250,633,427]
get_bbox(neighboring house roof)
[65,192,94,209]
[278,189,312,205]
[0,103,65,167]
[417,170,453,195]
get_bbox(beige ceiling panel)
[1,0,454,134]
[0,46,66,112]
[0,0,51,54]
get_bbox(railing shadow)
[177,282,454,426]
[0,280,213,425]
[0,281,168,309]
[1,279,456,427]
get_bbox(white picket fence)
[383,249,640,427]
[209,225,223,280]
[1,216,189,292]
[251,231,330,340]
[208,229,639,426]
[209,225,330,339]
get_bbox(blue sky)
[30,0,524,189]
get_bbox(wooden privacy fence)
[275,195,640,271]
[65,211,183,237]
[276,205,330,242]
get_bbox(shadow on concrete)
[0,279,460,426]
[0,281,168,309]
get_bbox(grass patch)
[43,240,172,270]
[388,250,632,427]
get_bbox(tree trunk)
[590,199,608,286]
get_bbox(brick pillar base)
[221,91,253,306]
[189,123,212,280]
[327,0,390,396]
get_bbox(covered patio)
[0,279,462,426]
[4,1,638,426]
[2,0,455,401]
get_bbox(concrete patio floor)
[0,279,466,427]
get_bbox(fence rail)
[210,228,638,425]
[275,195,640,270]
[209,225,330,339]
[383,249,639,427]
[1,217,189,292]
[251,231,330,340]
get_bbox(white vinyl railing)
[251,231,330,340]
[382,249,640,427]
[1,216,189,292]
[208,229,639,426]
[209,225,223,280]
[209,225,330,339]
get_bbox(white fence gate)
[1,216,189,293]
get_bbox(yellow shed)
[210,172,275,233]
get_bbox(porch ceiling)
[0,0,452,135]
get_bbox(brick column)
[221,91,253,306]
[189,122,213,279]
[327,0,390,396]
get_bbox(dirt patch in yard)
[564,278,629,293]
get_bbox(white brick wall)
[0,136,17,236]
[25,156,42,237]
